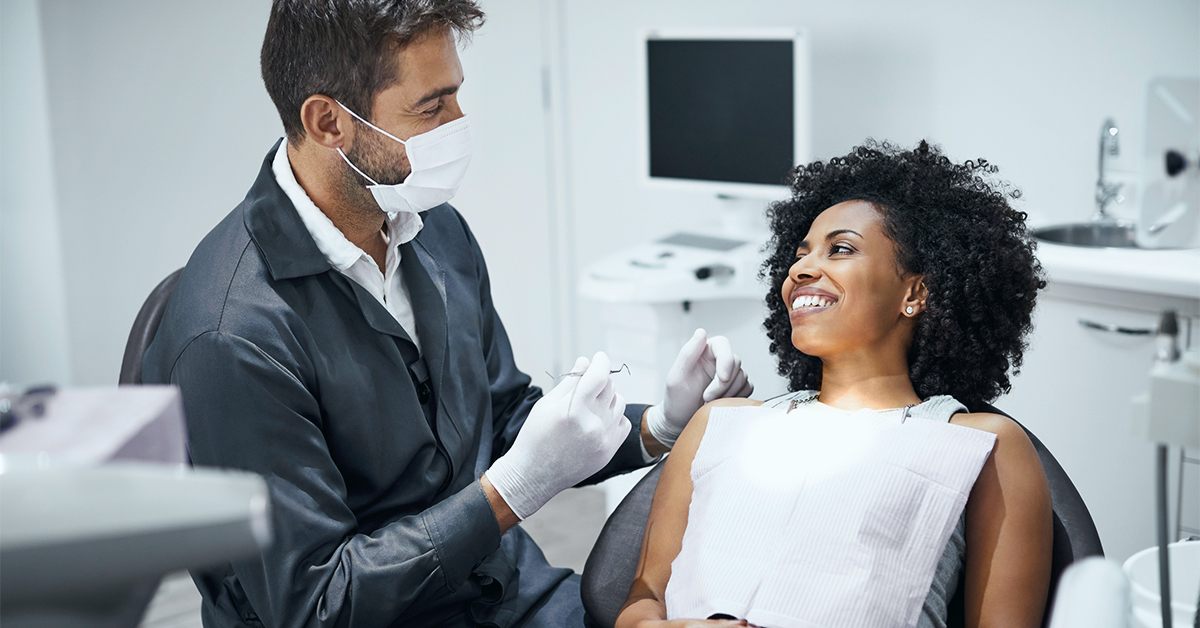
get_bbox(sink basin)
[1033,222,1139,248]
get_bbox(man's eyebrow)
[413,84,460,108]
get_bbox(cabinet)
[996,282,1199,562]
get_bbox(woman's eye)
[830,243,853,255]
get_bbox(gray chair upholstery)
[580,404,1103,628]
[119,269,183,385]
[581,459,666,628]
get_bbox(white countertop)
[1035,241,1200,300]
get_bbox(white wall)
[454,0,562,387]
[37,0,279,385]
[1,0,73,387]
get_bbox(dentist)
[142,2,752,628]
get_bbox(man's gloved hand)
[485,352,630,520]
[645,329,754,448]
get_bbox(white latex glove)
[485,352,630,520]
[645,329,754,448]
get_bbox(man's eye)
[423,104,443,116]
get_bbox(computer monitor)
[640,28,811,201]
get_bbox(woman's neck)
[817,351,921,411]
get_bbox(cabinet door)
[999,294,1174,562]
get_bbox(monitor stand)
[716,194,772,238]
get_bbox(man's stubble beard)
[338,128,412,221]
[346,125,411,186]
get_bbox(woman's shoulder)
[690,397,763,430]
[705,397,764,410]
[950,410,1029,444]
[673,397,765,455]
[950,411,1042,474]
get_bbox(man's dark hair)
[262,0,485,144]
[761,140,1046,408]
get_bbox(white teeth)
[792,295,833,310]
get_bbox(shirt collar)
[271,141,423,272]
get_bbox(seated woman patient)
[616,141,1052,628]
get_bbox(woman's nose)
[788,254,821,283]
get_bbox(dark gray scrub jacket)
[142,142,650,628]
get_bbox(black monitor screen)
[647,39,794,186]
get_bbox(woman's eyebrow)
[825,229,862,240]
[797,229,862,250]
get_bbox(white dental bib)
[666,395,996,628]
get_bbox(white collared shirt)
[272,143,423,352]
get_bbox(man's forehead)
[392,27,463,100]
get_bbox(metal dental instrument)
[545,363,631,383]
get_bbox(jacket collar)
[245,141,449,385]
[244,140,332,281]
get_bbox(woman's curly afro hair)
[762,140,1046,408]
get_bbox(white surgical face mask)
[335,99,472,215]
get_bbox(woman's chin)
[790,329,829,358]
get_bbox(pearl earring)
[906,306,914,314]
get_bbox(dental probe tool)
[545,364,631,382]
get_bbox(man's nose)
[445,95,464,121]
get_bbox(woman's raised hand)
[645,329,754,448]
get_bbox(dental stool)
[579,405,1103,628]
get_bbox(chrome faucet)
[1094,118,1124,221]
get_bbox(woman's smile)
[788,287,838,320]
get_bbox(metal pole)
[1157,443,1173,628]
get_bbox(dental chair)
[120,269,183,385]
[579,404,1103,628]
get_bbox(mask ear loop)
[332,98,409,187]
[334,99,408,145]
[336,148,381,186]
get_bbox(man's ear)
[902,276,928,317]
[299,95,350,149]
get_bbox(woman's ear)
[902,277,928,317]
[299,95,351,149]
